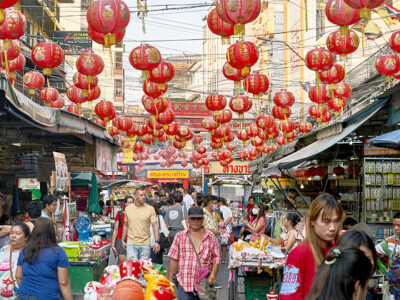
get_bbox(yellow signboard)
[147,170,189,179]
[262,178,291,187]
[209,161,250,174]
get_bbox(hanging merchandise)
[129,44,161,78]
[31,41,64,76]
[325,0,360,35]
[215,0,262,35]
[207,8,235,44]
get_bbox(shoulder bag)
[187,232,217,300]
[158,215,170,250]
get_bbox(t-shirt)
[183,195,195,213]
[41,210,50,218]
[250,217,266,241]
[220,206,233,221]
[0,246,20,299]
[115,211,125,239]
[125,203,157,246]
[203,209,221,231]
[165,204,186,231]
[280,241,332,300]
[18,246,69,299]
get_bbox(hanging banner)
[147,170,189,179]
[53,152,69,192]
[170,102,211,117]
[53,31,92,55]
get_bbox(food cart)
[228,240,286,300]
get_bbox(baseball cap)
[187,206,204,218]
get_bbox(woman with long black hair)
[243,202,266,241]
[16,217,72,300]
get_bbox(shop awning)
[369,129,400,150]
[262,98,389,176]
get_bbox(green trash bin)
[69,257,107,295]
[244,272,272,300]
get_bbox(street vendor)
[242,203,266,242]
[280,193,342,300]
[264,212,303,253]
[376,211,400,299]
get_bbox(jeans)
[126,243,151,260]
[177,284,199,300]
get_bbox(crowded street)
[1,0,400,299]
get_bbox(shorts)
[115,238,126,255]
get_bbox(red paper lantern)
[94,118,106,127]
[87,26,126,48]
[328,98,347,114]
[76,52,104,78]
[50,96,65,109]
[193,136,203,144]
[207,8,234,44]
[318,64,345,85]
[73,72,99,90]
[280,120,294,133]
[222,62,250,87]
[325,0,360,35]
[308,84,332,104]
[267,122,279,139]
[0,9,26,40]
[243,72,269,98]
[375,54,400,82]
[229,95,252,117]
[299,121,312,133]
[108,125,120,137]
[215,0,262,35]
[86,0,130,47]
[205,94,227,111]
[67,86,88,105]
[256,114,274,130]
[320,110,333,124]
[246,124,260,137]
[31,42,64,75]
[237,129,249,143]
[272,106,291,120]
[343,0,385,22]
[95,100,114,122]
[226,41,259,75]
[129,44,161,78]
[213,109,232,124]
[333,82,352,99]
[277,136,286,146]
[333,166,346,176]
[0,39,20,63]
[181,161,188,167]
[326,30,359,60]
[117,117,133,133]
[7,53,24,72]
[156,108,175,128]
[141,95,168,115]
[251,136,263,147]
[141,134,154,145]
[67,104,79,115]
[390,31,400,54]
[0,1,19,23]
[39,87,59,105]
[309,104,328,122]
[197,145,207,154]
[202,117,219,131]
[226,143,236,151]
[143,79,167,98]
[348,164,361,175]
[305,48,334,72]
[149,60,175,86]
[273,89,295,108]
[88,86,101,102]
[165,121,179,136]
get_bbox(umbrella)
[11,185,19,215]
[369,129,400,150]
[87,173,101,214]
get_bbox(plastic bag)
[108,249,118,266]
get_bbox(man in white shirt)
[182,189,195,214]
[218,197,233,262]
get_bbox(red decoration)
[277,136,286,146]
[39,87,59,106]
[67,104,79,115]
[343,0,385,22]
[117,117,133,133]
[73,72,98,90]
[202,117,219,131]
[308,84,332,104]
[31,42,64,75]
[272,106,291,120]
[94,118,106,127]
[0,9,26,40]
[165,121,179,136]
[267,122,279,139]
[226,41,259,75]
[129,44,161,78]
[181,161,188,168]
[229,95,252,117]
[50,96,65,109]
[309,104,328,122]
[193,136,203,144]
[149,60,175,87]
[256,114,274,130]
[0,39,20,63]
[87,26,126,48]
[207,8,234,44]
[88,86,101,102]
[246,124,260,137]
[243,72,269,98]
[86,0,130,47]
[299,121,312,133]
[318,64,345,85]
[305,48,334,72]
[328,98,347,114]
[141,95,168,115]
[326,30,359,59]
[280,120,294,133]
[156,108,175,129]
[348,164,361,175]
[333,82,352,99]
[95,100,114,122]
[325,0,360,35]
[273,89,295,108]
[222,62,250,87]
[67,86,88,106]
[390,31,400,54]
[76,52,104,78]
[215,0,262,35]
[143,79,167,98]
[213,109,232,124]
[333,166,346,176]
[375,54,400,82]
[205,94,227,111]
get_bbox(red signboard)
[171,102,211,117]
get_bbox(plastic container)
[59,241,81,262]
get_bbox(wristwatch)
[155,240,160,243]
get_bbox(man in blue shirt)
[41,195,58,219]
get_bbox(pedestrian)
[168,206,221,300]
[41,194,58,218]
[23,201,42,232]
[264,212,303,253]
[183,189,195,214]
[121,187,160,261]
[242,202,266,242]
[280,193,343,300]
[217,197,233,262]
[105,200,119,219]
[111,196,134,263]
[150,202,169,265]
[203,196,221,237]
[244,196,256,222]
[0,221,30,299]
[306,247,373,300]
[16,217,73,300]
[376,211,400,299]
[165,191,187,244]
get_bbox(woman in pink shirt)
[243,203,266,241]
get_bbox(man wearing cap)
[168,206,220,299]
